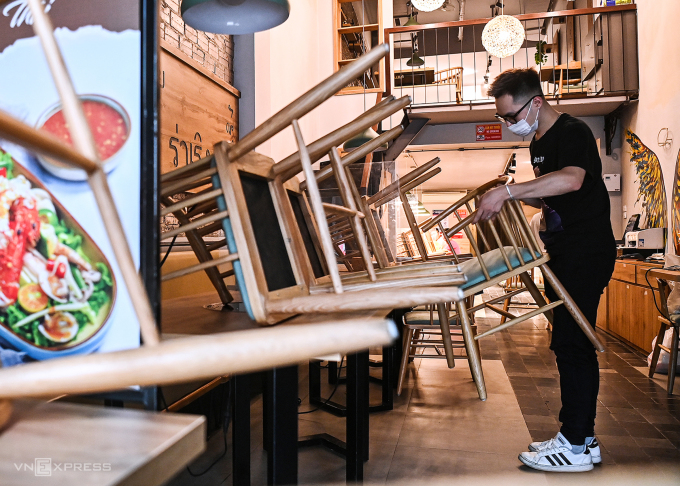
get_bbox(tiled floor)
[168,289,680,485]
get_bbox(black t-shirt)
[530,113,615,255]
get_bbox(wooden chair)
[540,61,584,98]
[397,300,477,395]
[160,169,236,305]
[498,268,547,324]
[209,142,465,324]
[433,66,463,102]
[420,177,605,399]
[648,277,679,395]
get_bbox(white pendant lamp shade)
[411,0,445,13]
[181,0,290,35]
[481,15,525,59]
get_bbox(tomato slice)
[18,283,49,313]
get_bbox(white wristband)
[506,185,515,200]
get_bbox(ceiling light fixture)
[481,2,525,59]
[181,0,290,35]
[411,0,445,13]
[406,52,425,67]
[404,14,420,26]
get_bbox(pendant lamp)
[181,0,290,35]
[411,0,445,12]
[481,14,525,58]
[406,52,425,67]
[404,15,420,27]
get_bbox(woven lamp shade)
[481,15,525,59]
[411,0,445,12]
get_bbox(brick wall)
[160,0,234,86]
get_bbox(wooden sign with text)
[159,43,239,175]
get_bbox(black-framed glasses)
[494,96,537,124]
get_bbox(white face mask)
[507,102,540,137]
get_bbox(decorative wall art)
[626,130,668,229]
[673,149,680,254]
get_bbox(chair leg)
[458,300,486,401]
[668,326,679,395]
[500,293,511,324]
[540,264,605,352]
[437,303,456,369]
[649,320,669,378]
[397,327,414,396]
[409,330,421,363]
[520,272,554,325]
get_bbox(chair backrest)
[160,163,235,305]
[366,158,442,262]
[422,177,546,293]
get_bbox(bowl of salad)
[0,149,116,360]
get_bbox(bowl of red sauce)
[36,95,131,181]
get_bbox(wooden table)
[0,400,204,486]
[162,292,392,485]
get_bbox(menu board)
[0,0,148,366]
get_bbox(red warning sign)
[475,123,502,141]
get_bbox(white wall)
[253,0,393,163]
[619,0,680,252]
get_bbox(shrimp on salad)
[0,153,112,347]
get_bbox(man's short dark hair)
[488,68,544,102]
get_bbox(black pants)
[543,249,615,446]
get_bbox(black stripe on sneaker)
[545,455,556,466]
[552,454,563,466]
[558,453,572,465]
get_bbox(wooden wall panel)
[159,45,239,175]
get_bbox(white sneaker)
[529,435,601,464]
[519,432,594,472]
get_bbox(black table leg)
[381,344,394,410]
[232,374,251,486]
[346,351,369,483]
[265,365,298,485]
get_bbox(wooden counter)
[597,260,663,353]
[0,400,204,486]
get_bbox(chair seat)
[499,281,545,291]
[459,247,538,290]
[405,311,458,325]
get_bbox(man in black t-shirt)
[474,68,615,473]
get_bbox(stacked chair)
[394,178,606,397]
[157,44,473,328]
[0,9,454,421]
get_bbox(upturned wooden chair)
[421,179,605,338]
[415,177,606,398]
[160,168,236,305]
